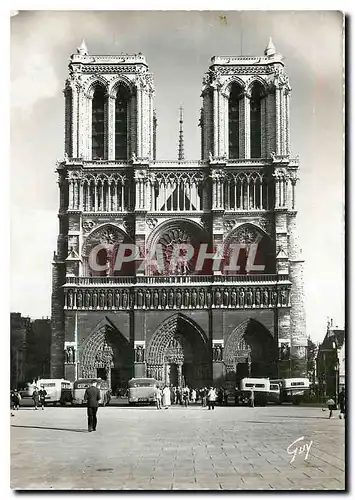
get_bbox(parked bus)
[268,383,281,404]
[235,378,270,406]
[271,378,310,405]
[72,378,110,406]
[127,378,158,405]
[35,379,73,406]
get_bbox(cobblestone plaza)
[11,404,345,490]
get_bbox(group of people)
[326,388,346,419]
[154,385,218,410]
[10,385,48,415]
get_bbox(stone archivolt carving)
[146,218,158,229]
[224,219,236,231]
[82,219,96,233]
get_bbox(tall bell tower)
[199,38,307,378]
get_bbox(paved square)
[11,403,345,490]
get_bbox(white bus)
[271,378,310,404]
[36,379,73,406]
[236,378,270,406]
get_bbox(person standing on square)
[84,380,101,432]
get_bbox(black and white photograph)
[10,9,345,491]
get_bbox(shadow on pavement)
[11,425,87,433]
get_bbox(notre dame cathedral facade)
[51,39,307,392]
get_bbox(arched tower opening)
[250,82,264,158]
[92,86,106,160]
[115,84,130,160]
[228,82,243,159]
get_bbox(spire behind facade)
[264,37,276,57]
[77,39,88,56]
[178,105,184,161]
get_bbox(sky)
[10,10,344,342]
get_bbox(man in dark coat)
[84,380,101,432]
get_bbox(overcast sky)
[10,10,344,342]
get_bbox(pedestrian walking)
[84,379,101,432]
[250,389,255,408]
[202,387,207,407]
[155,385,162,410]
[207,387,217,410]
[223,388,229,406]
[38,385,47,410]
[191,388,196,404]
[338,388,345,419]
[326,396,336,419]
[184,386,188,406]
[11,389,21,410]
[176,387,182,405]
[162,386,171,409]
[32,387,39,410]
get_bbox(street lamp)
[247,353,252,377]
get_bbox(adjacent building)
[10,314,52,387]
[316,319,345,400]
[10,313,30,389]
[51,39,307,391]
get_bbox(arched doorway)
[146,314,210,388]
[80,320,133,392]
[224,318,277,384]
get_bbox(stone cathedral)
[51,39,307,392]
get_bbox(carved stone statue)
[168,290,174,308]
[255,288,261,306]
[122,290,128,309]
[115,291,120,308]
[199,290,205,308]
[263,288,269,306]
[92,291,98,308]
[191,289,197,308]
[136,346,144,362]
[184,290,190,308]
[64,348,69,363]
[137,290,143,308]
[145,290,151,308]
[68,290,73,308]
[223,290,229,307]
[246,288,253,307]
[206,291,212,308]
[215,289,222,307]
[68,347,73,363]
[281,289,288,306]
[231,289,237,307]
[107,291,113,308]
[77,291,83,308]
[153,290,159,308]
[85,291,91,308]
[239,288,245,307]
[271,290,278,306]
[176,290,182,308]
[161,289,167,308]
[99,290,106,308]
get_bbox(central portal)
[146,314,211,388]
